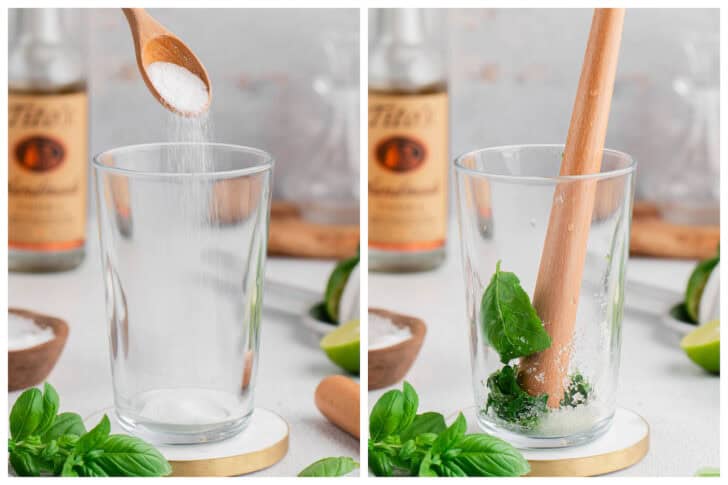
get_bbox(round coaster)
[453,406,649,476]
[85,407,288,476]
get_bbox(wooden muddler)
[519,9,625,408]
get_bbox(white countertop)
[368,251,719,477]
[8,236,358,477]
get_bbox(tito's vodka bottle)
[368,8,449,272]
[9,9,88,272]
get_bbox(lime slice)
[685,254,719,323]
[324,253,359,323]
[320,319,360,374]
[680,320,720,374]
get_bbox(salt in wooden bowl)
[368,308,426,390]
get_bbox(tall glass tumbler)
[454,145,636,448]
[93,143,273,444]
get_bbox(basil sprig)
[298,382,529,477]
[480,261,593,429]
[367,382,530,477]
[8,383,171,477]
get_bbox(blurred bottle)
[9,8,88,272]
[368,8,449,272]
[656,33,719,225]
[281,32,360,225]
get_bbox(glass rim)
[92,142,274,178]
[453,144,637,183]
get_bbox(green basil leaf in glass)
[481,261,551,363]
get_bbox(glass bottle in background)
[9,8,88,272]
[656,33,719,225]
[368,8,449,272]
[281,32,360,225]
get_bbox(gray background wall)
[444,8,719,199]
[11,8,719,203]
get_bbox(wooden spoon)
[122,8,211,116]
[519,9,625,408]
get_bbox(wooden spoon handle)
[122,8,166,48]
[520,9,625,408]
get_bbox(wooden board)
[630,201,719,259]
[268,201,359,260]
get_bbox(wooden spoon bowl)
[9,309,69,391]
[368,308,426,390]
[123,8,211,116]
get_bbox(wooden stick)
[520,9,625,408]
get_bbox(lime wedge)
[320,319,360,374]
[680,320,720,374]
[324,253,359,323]
[685,255,719,323]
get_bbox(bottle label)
[368,91,449,250]
[8,91,88,251]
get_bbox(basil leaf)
[401,381,419,432]
[400,412,447,442]
[298,456,359,477]
[61,454,81,477]
[485,365,548,428]
[449,434,530,477]
[481,261,551,363]
[82,462,110,477]
[75,414,111,454]
[57,432,81,449]
[415,432,438,448]
[369,389,405,441]
[431,412,467,455]
[10,387,44,440]
[369,449,393,477]
[9,450,42,476]
[560,372,592,408]
[418,450,437,477]
[398,439,417,462]
[43,412,86,441]
[87,434,172,476]
[440,460,467,477]
[40,439,60,461]
[695,467,720,477]
[37,383,60,435]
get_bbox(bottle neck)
[16,8,64,43]
[377,8,427,45]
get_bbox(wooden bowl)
[8,308,69,391]
[368,308,426,390]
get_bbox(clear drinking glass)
[454,145,636,448]
[93,143,273,444]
